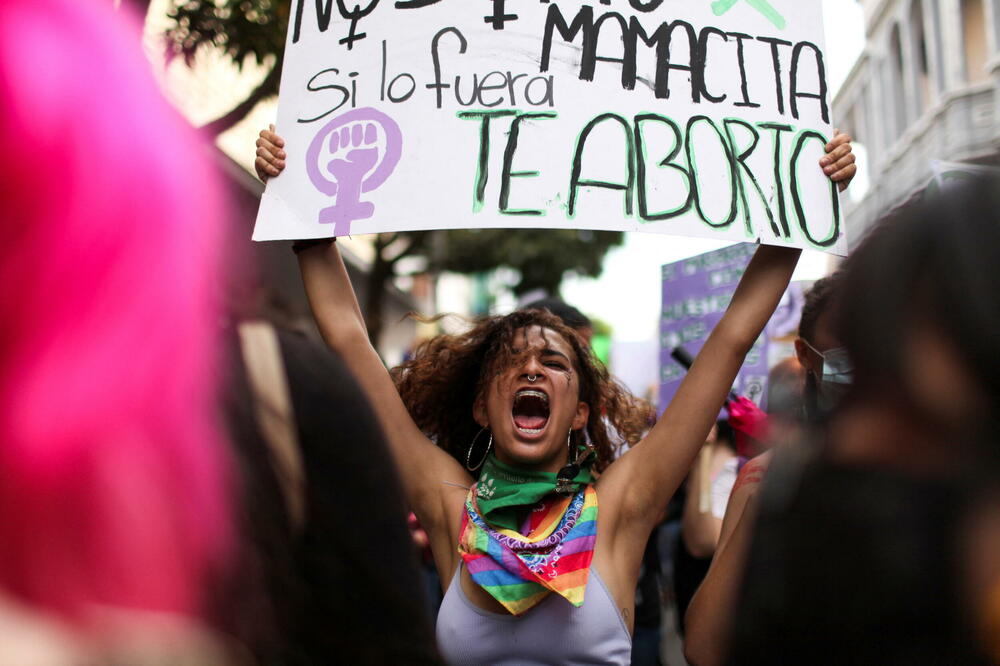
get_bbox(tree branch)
[388,231,430,265]
[199,60,281,136]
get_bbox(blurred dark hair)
[835,177,1000,418]
[715,419,735,450]
[799,276,843,423]
[523,298,593,332]
[798,273,842,343]
[729,458,986,664]
[218,328,440,664]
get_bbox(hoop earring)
[556,429,579,495]
[466,427,493,471]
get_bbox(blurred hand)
[254,124,286,182]
[821,129,857,192]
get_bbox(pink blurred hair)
[0,0,231,623]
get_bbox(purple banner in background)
[659,244,805,416]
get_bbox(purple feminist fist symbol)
[306,108,402,236]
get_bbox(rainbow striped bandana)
[458,483,599,615]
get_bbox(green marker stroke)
[711,0,787,30]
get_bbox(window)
[889,24,908,138]
[911,0,931,112]
[994,0,1000,50]
[930,0,947,91]
[962,0,989,83]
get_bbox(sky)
[561,0,867,342]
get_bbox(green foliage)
[164,0,287,70]
[590,334,611,365]
[438,229,624,297]
[588,316,613,338]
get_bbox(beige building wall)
[836,0,1000,245]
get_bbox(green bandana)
[475,450,594,532]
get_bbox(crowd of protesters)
[3,0,999,664]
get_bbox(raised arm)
[599,244,798,530]
[599,132,855,540]
[296,244,469,493]
[255,128,470,530]
[684,464,764,666]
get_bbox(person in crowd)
[524,298,595,345]
[794,274,850,424]
[0,0,233,661]
[682,422,740,561]
[254,126,855,663]
[729,179,1000,663]
[672,421,739,637]
[217,325,442,664]
[764,356,807,449]
[683,274,845,666]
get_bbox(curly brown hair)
[393,309,654,474]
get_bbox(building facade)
[834,0,1000,244]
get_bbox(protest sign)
[659,243,804,415]
[254,1,845,254]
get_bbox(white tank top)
[436,565,632,665]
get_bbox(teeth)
[517,427,544,435]
[515,389,548,403]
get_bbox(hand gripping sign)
[254,0,845,254]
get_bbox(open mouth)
[512,389,550,436]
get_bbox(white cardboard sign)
[254,0,845,254]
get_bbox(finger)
[254,148,283,171]
[255,157,280,178]
[830,152,857,173]
[256,144,287,166]
[831,163,857,181]
[257,139,286,161]
[832,164,857,186]
[820,143,852,169]
[255,157,278,177]
[823,155,854,177]
[258,127,285,148]
[262,133,285,157]
[824,131,852,153]
[264,123,283,145]
[265,129,284,149]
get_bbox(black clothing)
[728,453,988,665]
[217,327,441,665]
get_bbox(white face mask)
[802,340,853,415]
[802,340,854,386]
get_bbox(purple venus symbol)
[305,107,403,236]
